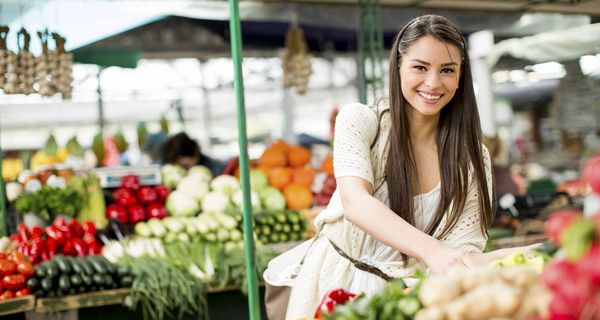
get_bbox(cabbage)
[177,175,210,202]
[202,191,231,213]
[232,190,261,211]
[260,187,286,211]
[210,175,240,196]
[188,165,213,182]
[161,164,186,189]
[166,191,199,216]
[250,170,269,191]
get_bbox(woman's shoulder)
[337,102,386,129]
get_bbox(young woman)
[265,15,528,319]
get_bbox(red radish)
[154,185,170,203]
[128,204,147,224]
[113,188,138,207]
[147,203,167,219]
[106,204,128,224]
[545,210,581,244]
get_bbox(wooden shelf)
[0,295,36,316]
[35,288,131,313]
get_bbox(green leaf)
[43,134,58,156]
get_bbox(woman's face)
[399,35,461,118]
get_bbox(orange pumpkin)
[292,167,315,188]
[284,183,314,210]
[321,154,334,174]
[259,148,287,168]
[288,146,311,168]
[267,167,293,190]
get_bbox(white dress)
[263,103,493,320]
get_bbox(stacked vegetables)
[28,255,132,297]
[248,210,306,244]
[541,210,600,319]
[106,174,169,225]
[12,218,102,264]
[0,252,35,300]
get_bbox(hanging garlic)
[53,32,73,99]
[35,30,56,97]
[15,28,36,95]
[281,27,312,94]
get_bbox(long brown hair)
[385,15,494,261]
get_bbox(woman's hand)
[421,243,468,275]
[462,243,543,267]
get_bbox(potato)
[501,266,539,287]
[419,276,462,307]
[415,306,446,320]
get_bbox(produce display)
[28,255,131,297]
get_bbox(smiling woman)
[263,15,537,320]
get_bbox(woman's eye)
[441,68,455,74]
[414,66,427,71]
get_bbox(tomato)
[0,253,6,259]
[16,261,35,278]
[0,260,17,277]
[2,274,26,291]
[14,287,30,297]
[8,251,26,264]
[0,290,14,300]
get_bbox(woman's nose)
[425,72,442,89]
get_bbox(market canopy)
[489,22,600,66]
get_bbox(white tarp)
[489,22,600,66]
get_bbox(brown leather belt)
[328,239,393,282]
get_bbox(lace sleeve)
[333,103,378,187]
[440,145,494,253]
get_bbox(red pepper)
[17,224,30,242]
[2,274,26,291]
[314,289,357,319]
[0,260,17,278]
[112,188,138,207]
[68,219,83,239]
[81,221,96,235]
[128,204,147,224]
[154,185,170,203]
[62,239,76,256]
[30,226,44,239]
[45,226,65,245]
[72,239,88,256]
[147,203,167,219]
[137,186,157,204]
[15,287,31,297]
[17,242,30,259]
[29,237,45,264]
[106,204,129,224]
[52,216,69,232]
[9,234,19,243]
[0,290,13,300]
[41,247,50,261]
[121,174,140,190]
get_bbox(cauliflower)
[210,175,240,196]
[250,170,269,192]
[259,187,286,211]
[232,190,262,211]
[202,191,232,213]
[166,191,199,217]
[161,164,186,189]
[188,165,213,182]
[177,175,210,202]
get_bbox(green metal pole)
[0,150,8,237]
[357,0,367,104]
[227,1,261,320]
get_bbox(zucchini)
[54,255,72,274]
[78,257,94,275]
[70,274,82,287]
[92,274,105,286]
[119,276,133,288]
[81,274,93,286]
[46,260,59,278]
[71,258,84,274]
[104,274,114,287]
[89,257,107,274]
[116,266,131,277]
[96,256,116,274]
[27,277,40,290]
[35,262,47,278]
[58,274,71,291]
[40,277,54,292]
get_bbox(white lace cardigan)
[314,102,494,279]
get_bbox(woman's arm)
[338,176,467,274]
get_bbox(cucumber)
[116,266,131,278]
[89,257,107,274]
[58,274,71,291]
[81,274,93,286]
[41,277,54,292]
[96,256,116,274]
[35,262,47,278]
[71,258,84,275]
[119,276,133,288]
[78,257,94,275]
[104,274,114,287]
[92,274,105,286]
[70,274,82,287]
[46,260,59,278]
[54,255,72,274]
[27,277,40,290]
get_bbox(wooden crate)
[0,295,36,316]
[35,288,130,313]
